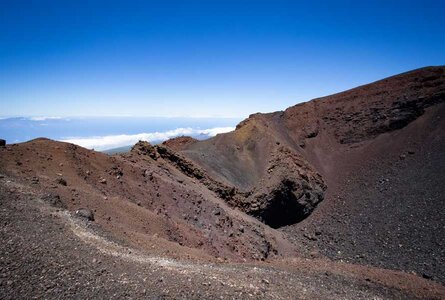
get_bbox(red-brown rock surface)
[178,66,445,283]
[162,136,199,151]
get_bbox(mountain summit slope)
[176,65,445,282]
[180,66,445,187]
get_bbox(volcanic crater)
[1,66,444,299]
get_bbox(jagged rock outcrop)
[244,147,326,228]
[131,140,160,159]
[134,140,327,228]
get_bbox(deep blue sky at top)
[1,0,444,118]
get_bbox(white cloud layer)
[28,116,63,121]
[60,127,234,151]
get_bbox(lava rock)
[75,208,95,221]
[246,147,326,228]
[56,178,67,186]
[42,193,66,209]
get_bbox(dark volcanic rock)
[56,178,67,186]
[42,193,66,209]
[131,141,160,160]
[0,139,5,147]
[75,208,95,221]
[246,147,326,228]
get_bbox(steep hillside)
[176,66,445,282]
[180,66,445,188]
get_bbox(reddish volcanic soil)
[0,66,444,299]
[179,66,445,283]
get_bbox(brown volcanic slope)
[179,66,445,281]
[0,66,444,299]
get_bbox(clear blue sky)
[1,0,444,118]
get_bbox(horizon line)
[0,115,248,120]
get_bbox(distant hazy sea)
[0,117,241,151]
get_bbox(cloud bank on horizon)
[60,127,234,151]
[27,116,64,121]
